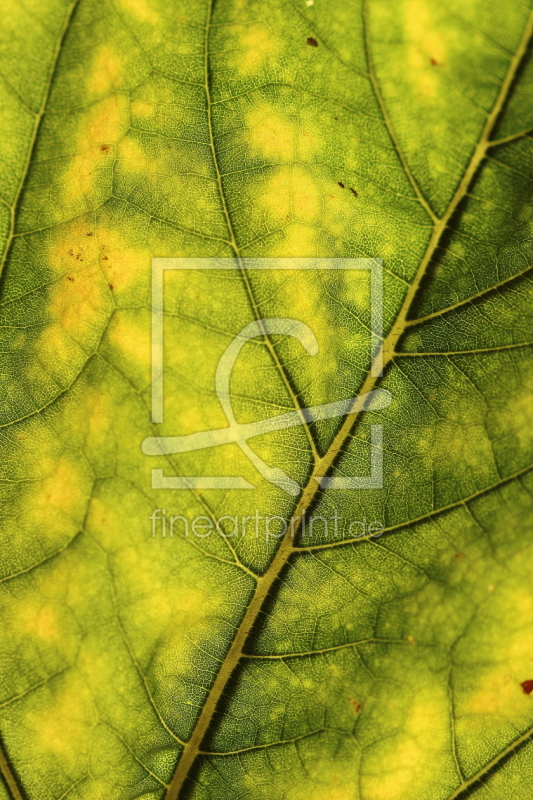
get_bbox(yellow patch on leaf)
[119,0,160,23]
[362,684,449,800]
[31,672,97,767]
[117,136,147,172]
[270,223,318,257]
[261,165,321,224]
[63,95,129,204]
[247,103,323,162]
[107,310,151,372]
[236,23,280,75]
[87,45,123,97]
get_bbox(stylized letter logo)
[142,318,391,495]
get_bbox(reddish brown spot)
[429,394,435,401]
[100,145,109,152]
[109,284,114,290]
[285,214,290,219]
[102,255,109,260]
[521,680,533,695]
[307,37,319,47]
[349,187,358,197]
[454,552,464,559]
[338,182,345,188]
[75,254,83,261]
[67,249,74,257]
[86,232,93,237]
[348,698,362,713]
[67,276,74,282]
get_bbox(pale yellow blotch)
[340,270,371,311]
[87,45,123,97]
[131,99,155,119]
[20,459,89,548]
[63,95,129,204]
[107,311,150,372]
[363,686,448,800]
[33,458,86,516]
[47,219,101,274]
[500,378,533,450]
[119,0,160,23]
[305,784,358,800]
[404,0,447,97]
[461,585,533,724]
[99,239,151,294]
[66,387,115,451]
[86,496,123,551]
[31,223,112,373]
[30,672,97,768]
[117,136,147,173]
[20,604,59,641]
[269,223,318,258]
[261,165,321,224]
[247,103,323,162]
[47,265,106,342]
[236,23,280,75]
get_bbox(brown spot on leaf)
[100,145,109,152]
[338,182,345,188]
[102,255,109,260]
[307,37,318,47]
[67,276,75,282]
[348,698,361,713]
[521,680,533,695]
[109,284,114,290]
[86,232,93,237]
[349,187,358,197]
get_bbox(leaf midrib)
[163,7,533,800]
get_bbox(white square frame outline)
[147,258,385,491]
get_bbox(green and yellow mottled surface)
[1,0,533,798]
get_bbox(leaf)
[1,1,533,799]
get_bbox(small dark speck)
[109,284,114,290]
[338,182,345,188]
[102,255,109,260]
[67,276,74,282]
[521,680,533,695]
[334,116,338,120]
[307,37,318,47]
[349,187,358,197]
[430,58,442,66]
[100,145,109,152]
[86,232,93,237]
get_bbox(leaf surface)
[1,1,533,799]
